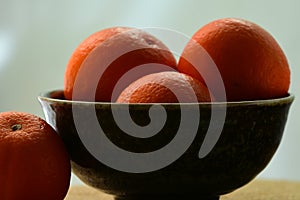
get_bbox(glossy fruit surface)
[64,27,177,102]
[178,18,290,101]
[117,71,212,103]
[0,111,71,200]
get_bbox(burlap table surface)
[65,179,300,200]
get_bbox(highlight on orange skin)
[64,27,177,102]
[178,18,290,101]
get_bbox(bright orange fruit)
[0,111,71,200]
[178,18,290,101]
[116,71,213,103]
[64,27,177,102]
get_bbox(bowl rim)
[38,90,294,107]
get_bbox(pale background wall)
[0,0,299,185]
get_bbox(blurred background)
[0,0,299,185]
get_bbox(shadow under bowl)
[38,90,294,200]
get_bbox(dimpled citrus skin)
[64,27,131,101]
[116,71,213,103]
[0,111,70,200]
[64,27,177,102]
[178,18,290,101]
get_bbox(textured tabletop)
[65,179,300,200]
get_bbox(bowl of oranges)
[39,18,294,200]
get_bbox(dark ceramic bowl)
[38,90,294,200]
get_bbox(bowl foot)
[115,194,219,200]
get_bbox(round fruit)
[178,18,290,101]
[64,27,177,102]
[116,71,212,103]
[0,111,71,200]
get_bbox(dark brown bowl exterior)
[38,90,294,200]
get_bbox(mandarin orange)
[116,71,213,103]
[178,18,290,101]
[64,27,177,102]
[0,111,71,200]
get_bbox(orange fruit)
[64,27,177,102]
[178,18,290,101]
[0,111,71,200]
[116,71,212,103]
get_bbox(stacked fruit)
[0,18,290,200]
[65,18,290,103]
